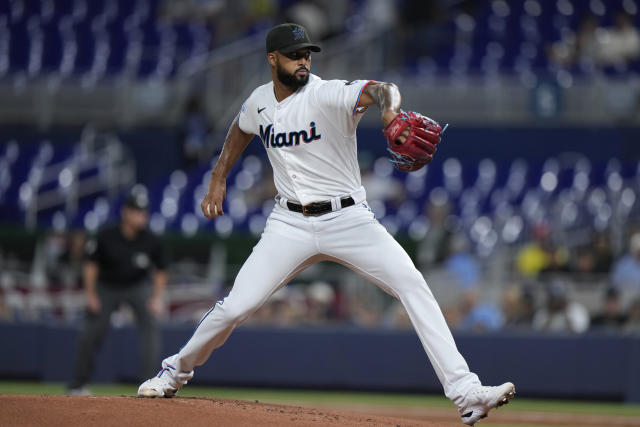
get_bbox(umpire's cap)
[266,23,321,54]
[123,186,149,211]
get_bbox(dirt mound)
[0,395,449,427]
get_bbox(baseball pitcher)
[138,23,515,425]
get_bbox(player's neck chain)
[259,122,322,149]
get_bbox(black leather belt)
[286,197,355,216]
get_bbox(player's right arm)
[358,81,408,141]
[201,115,254,219]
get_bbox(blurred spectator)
[548,14,601,69]
[624,297,640,334]
[532,281,590,333]
[250,280,345,328]
[570,245,598,282]
[574,14,603,68]
[36,230,69,288]
[347,295,382,328]
[0,271,24,322]
[249,286,305,327]
[590,287,628,332]
[598,11,640,67]
[417,195,453,269]
[501,284,536,329]
[444,233,481,291]
[570,235,613,281]
[360,157,407,211]
[361,0,398,33]
[68,187,168,395]
[539,244,570,277]
[304,280,336,325]
[180,96,213,170]
[592,232,614,273]
[456,290,504,332]
[611,232,640,291]
[361,0,401,67]
[550,11,640,70]
[516,224,552,278]
[563,234,613,281]
[284,1,330,41]
[35,229,88,293]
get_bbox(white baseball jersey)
[238,74,371,205]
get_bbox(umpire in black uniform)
[68,188,168,394]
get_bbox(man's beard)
[276,62,309,90]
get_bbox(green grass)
[2,381,640,419]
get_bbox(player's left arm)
[358,81,407,141]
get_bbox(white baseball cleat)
[138,375,178,398]
[458,382,515,425]
[138,365,192,398]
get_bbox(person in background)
[180,96,212,170]
[67,187,168,395]
[516,224,552,279]
[571,234,614,282]
[599,11,640,67]
[532,281,590,333]
[548,14,602,69]
[456,289,504,332]
[571,245,598,282]
[501,284,536,330]
[304,281,336,326]
[611,231,640,292]
[539,243,570,278]
[444,233,481,292]
[417,195,453,269]
[590,287,628,332]
[591,232,614,274]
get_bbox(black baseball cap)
[124,188,149,211]
[266,23,321,54]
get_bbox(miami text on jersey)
[259,122,322,149]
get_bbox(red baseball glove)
[382,111,447,172]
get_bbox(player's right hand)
[87,291,101,314]
[201,180,226,219]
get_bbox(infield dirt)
[2,394,640,426]
[0,395,447,426]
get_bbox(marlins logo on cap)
[266,23,321,54]
[292,27,305,40]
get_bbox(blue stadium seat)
[41,20,62,72]
[0,0,212,79]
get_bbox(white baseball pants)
[161,201,480,404]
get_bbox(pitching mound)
[0,395,449,426]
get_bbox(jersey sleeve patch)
[351,80,373,116]
[237,100,254,134]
